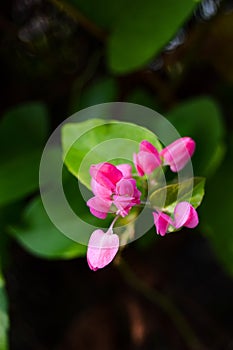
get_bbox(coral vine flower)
[160,137,195,172]
[87,162,141,219]
[153,202,199,236]
[153,211,174,236]
[174,202,199,228]
[85,136,201,272]
[87,228,119,271]
[114,178,141,217]
[133,140,161,176]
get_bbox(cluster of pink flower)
[87,137,198,271]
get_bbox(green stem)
[115,258,206,350]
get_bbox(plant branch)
[48,0,107,41]
[115,257,206,350]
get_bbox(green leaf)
[166,97,225,175]
[150,177,205,214]
[0,103,49,206]
[200,138,233,276]
[108,0,197,73]
[0,151,42,206]
[9,197,86,260]
[62,119,162,189]
[126,89,157,109]
[0,273,9,350]
[0,103,49,161]
[65,0,125,30]
[69,77,118,113]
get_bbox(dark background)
[0,0,233,349]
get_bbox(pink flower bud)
[134,140,161,176]
[87,229,119,271]
[160,137,195,172]
[153,211,174,236]
[174,202,199,229]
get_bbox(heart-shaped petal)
[87,229,119,271]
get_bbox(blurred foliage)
[0,103,49,206]
[10,196,86,259]
[200,136,233,275]
[107,0,198,73]
[1,0,233,348]
[166,97,225,176]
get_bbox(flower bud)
[134,140,161,176]
[174,202,199,229]
[160,137,195,172]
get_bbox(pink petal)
[137,151,161,174]
[160,137,196,172]
[153,211,174,236]
[87,229,119,270]
[174,202,199,229]
[90,162,123,190]
[91,178,112,199]
[133,153,144,176]
[113,195,134,217]
[87,196,112,219]
[140,140,160,157]
[116,179,135,197]
[116,164,132,179]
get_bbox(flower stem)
[48,0,106,41]
[140,200,151,206]
[115,258,206,350]
[109,215,120,230]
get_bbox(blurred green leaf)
[166,97,225,175]
[0,103,49,160]
[126,89,156,109]
[62,119,162,189]
[0,103,49,206]
[0,151,42,206]
[65,0,125,29]
[150,177,205,214]
[200,138,233,276]
[70,77,118,113]
[10,196,86,260]
[0,273,9,350]
[108,0,197,73]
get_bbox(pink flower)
[87,162,141,219]
[174,202,199,229]
[160,137,195,172]
[87,228,119,271]
[153,211,174,236]
[153,202,199,236]
[134,140,161,176]
[113,178,141,217]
